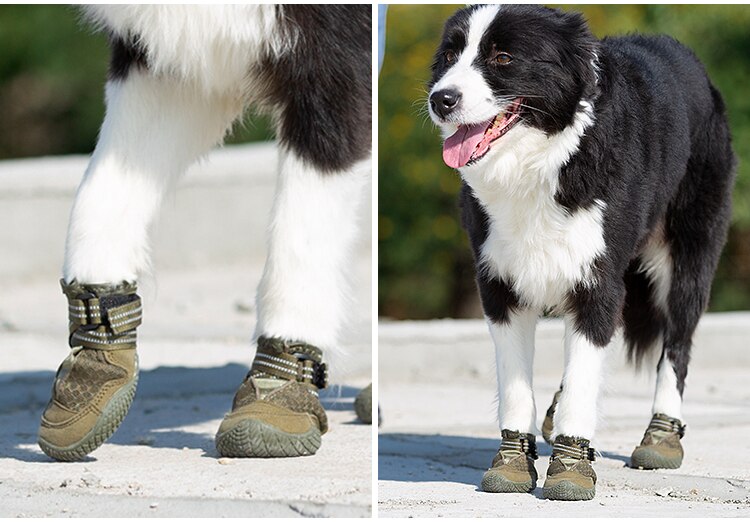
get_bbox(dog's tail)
[622,263,665,371]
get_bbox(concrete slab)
[378,317,750,517]
[0,147,373,518]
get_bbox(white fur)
[464,103,605,309]
[428,5,502,127]
[254,149,368,357]
[652,354,683,419]
[63,71,241,283]
[638,222,672,314]
[488,309,539,434]
[554,316,612,440]
[82,5,285,96]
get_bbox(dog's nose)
[430,89,462,119]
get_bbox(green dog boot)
[215,336,329,458]
[481,430,539,493]
[38,280,141,462]
[354,383,372,424]
[542,387,562,445]
[543,435,597,501]
[631,413,685,470]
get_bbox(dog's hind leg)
[632,98,735,470]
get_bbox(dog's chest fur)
[462,103,607,309]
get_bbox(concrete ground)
[0,144,373,518]
[379,316,750,517]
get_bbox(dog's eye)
[495,52,513,65]
[444,50,456,63]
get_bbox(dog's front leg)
[481,305,542,494]
[40,67,241,462]
[542,285,621,501]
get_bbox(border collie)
[428,4,735,499]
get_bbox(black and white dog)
[428,3,734,488]
[69,5,370,355]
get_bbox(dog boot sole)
[543,480,595,501]
[630,447,683,470]
[481,470,535,493]
[38,375,138,462]
[215,418,321,458]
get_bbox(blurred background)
[0,4,272,160]
[379,4,750,319]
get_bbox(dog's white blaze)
[254,149,368,360]
[464,103,605,309]
[553,316,611,440]
[83,5,285,95]
[429,5,501,127]
[652,354,683,419]
[64,71,241,283]
[488,310,539,434]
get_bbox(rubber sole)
[543,479,595,501]
[354,390,372,424]
[481,470,535,493]
[38,374,138,462]
[215,418,321,458]
[630,446,683,470]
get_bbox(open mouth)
[442,98,523,169]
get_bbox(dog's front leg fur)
[40,69,241,461]
[254,148,368,357]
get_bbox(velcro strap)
[107,299,143,334]
[65,291,142,351]
[68,298,102,327]
[648,415,686,438]
[552,439,596,461]
[500,430,538,460]
[250,336,328,389]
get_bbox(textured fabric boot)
[541,386,562,445]
[630,413,685,469]
[543,435,597,501]
[215,336,329,458]
[38,280,141,461]
[481,430,539,493]
[354,383,373,424]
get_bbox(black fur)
[435,5,736,392]
[459,184,520,323]
[266,5,372,173]
[104,6,371,174]
[108,33,147,81]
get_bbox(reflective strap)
[67,298,102,327]
[251,337,328,389]
[107,300,143,334]
[552,441,596,462]
[647,415,685,438]
[65,293,141,351]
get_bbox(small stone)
[655,487,673,497]
[218,458,233,465]
[149,503,158,509]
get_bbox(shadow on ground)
[379,432,630,485]
[0,364,363,462]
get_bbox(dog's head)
[428,5,599,169]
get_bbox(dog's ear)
[553,9,601,95]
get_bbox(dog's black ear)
[553,9,601,95]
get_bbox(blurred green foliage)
[0,5,272,160]
[379,4,750,318]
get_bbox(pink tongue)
[442,122,488,169]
